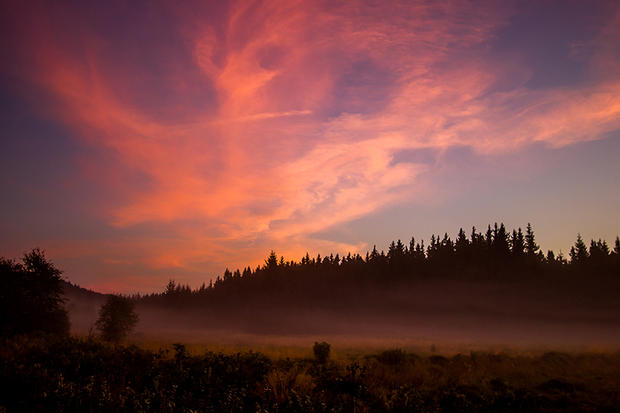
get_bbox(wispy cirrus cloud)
[2,0,620,291]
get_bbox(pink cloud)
[7,0,620,290]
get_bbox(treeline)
[139,223,620,312]
[3,223,619,334]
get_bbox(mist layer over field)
[65,277,620,352]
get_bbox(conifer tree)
[511,228,525,256]
[265,250,278,270]
[493,223,510,257]
[470,226,478,243]
[589,240,610,263]
[165,280,177,295]
[570,234,589,264]
[485,225,493,248]
[456,228,468,249]
[525,223,539,256]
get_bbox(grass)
[125,333,620,360]
[124,337,620,411]
[3,335,620,412]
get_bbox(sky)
[1,0,620,293]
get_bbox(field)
[2,336,620,412]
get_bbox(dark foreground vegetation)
[1,336,620,412]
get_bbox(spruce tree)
[525,223,539,256]
[456,228,468,249]
[511,228,525,256]
[570,234,589,264]
[265,250,278,270]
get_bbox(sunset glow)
[1,1,620,292]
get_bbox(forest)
[129,223,620,338]
[142,223,620,303]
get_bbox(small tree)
[95,295,139,342]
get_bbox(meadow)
[2,335,620,412]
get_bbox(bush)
[313,341,331,364]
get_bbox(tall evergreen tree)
[589,239,610,263]
[493,223,510,257]
[456,228,468,249]
[511,228,525,257]
[409,237,416,257]
[265,250,278,270]
[525,223,539,256]
[570,234,589,264]
[485,225,493,248]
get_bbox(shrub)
[313,341,330,364]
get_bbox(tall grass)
[2,336,619,412]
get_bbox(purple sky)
[1,0,619,293]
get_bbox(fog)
[64,278,620,352]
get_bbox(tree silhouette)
[0,248,69,337]
[134,222,620,324]
[511,228,525,257]
[265,250,278,270]
[313,341,331,364]
[493,223,510,259]
[570,234,589,264]
[95,295,139,342]
[589,239,610,264]
[525,223,539,257]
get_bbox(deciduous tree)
[0,249,69,337]
[95,295,139,342]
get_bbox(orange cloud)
[7,0,620,289]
